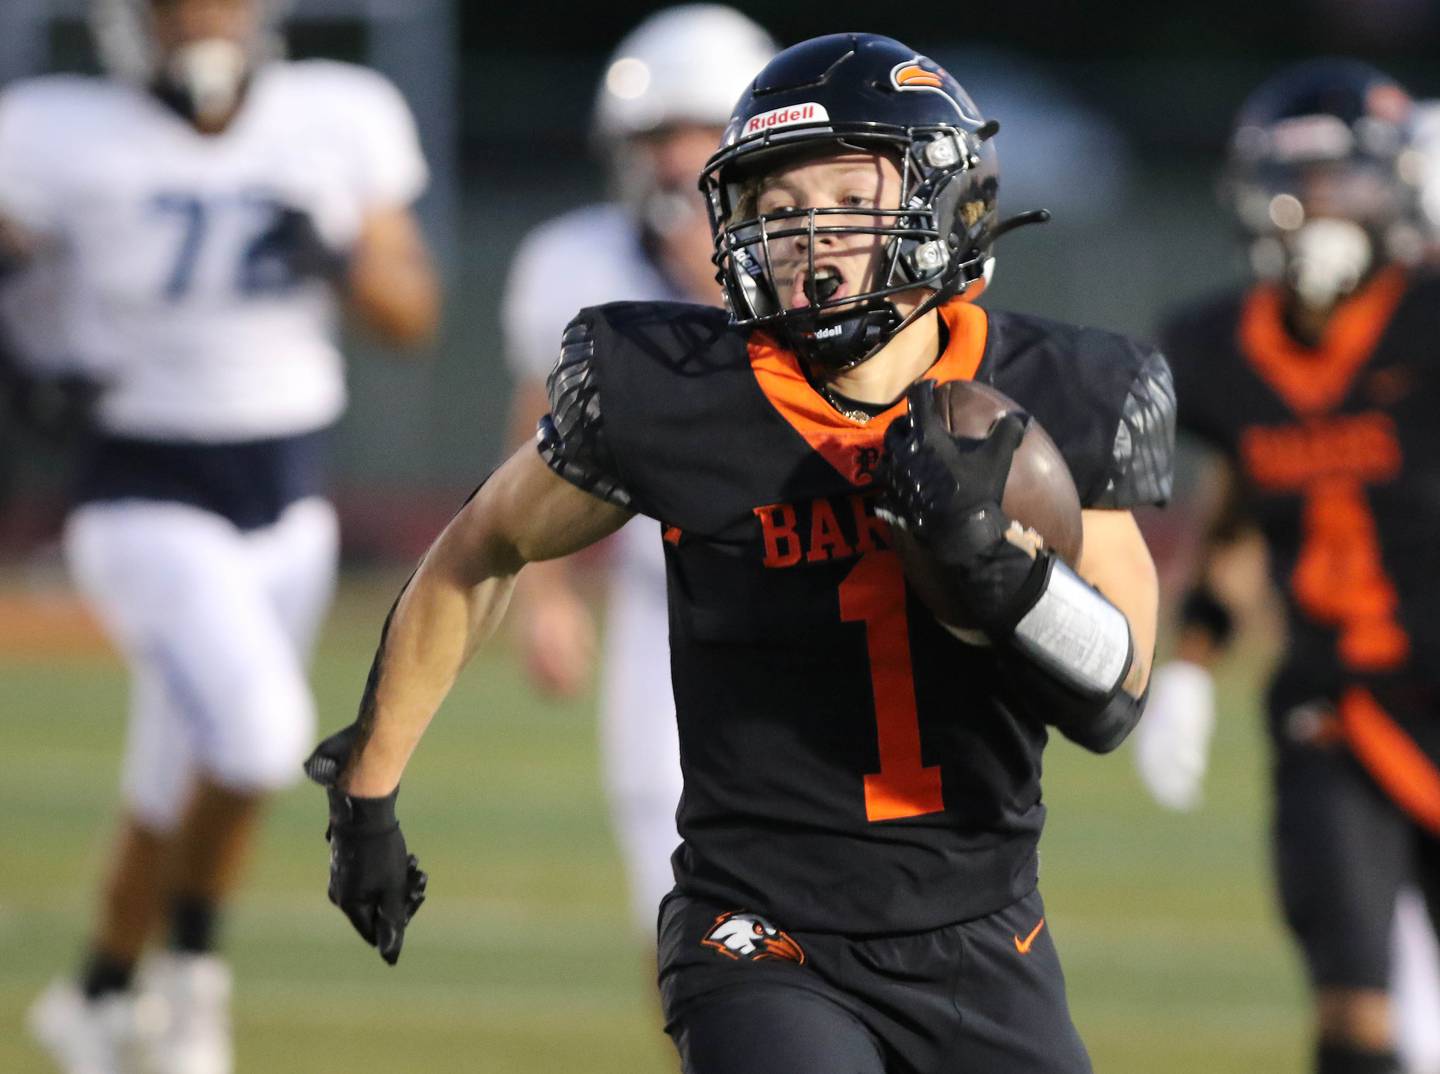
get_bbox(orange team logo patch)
[892,63,945,89]
[701,911,806,965]
[889,58,983,124]
[1013,917,1046,955]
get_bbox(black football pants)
[1272,708,1440,990]
[658,887,1092,1074]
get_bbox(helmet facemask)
[1231,155,1421,307]
[703,124,998,371]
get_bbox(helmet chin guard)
[786,300,903,372]
[89,0,290,124]
[701,33,1046,371]
[156,38,251,127]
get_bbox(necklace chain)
[811,311,950,426]
[817,382,875,425]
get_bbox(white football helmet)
[592,5,776,234]
[593,5,777,143]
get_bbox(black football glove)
[246,206,350,292]
[876,380,1047,632]
[304,724,427,966]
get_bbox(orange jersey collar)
[1239,266,1407,417]
[749,300,990,486]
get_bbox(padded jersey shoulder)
[0,76,135,233]
[538,301,743,515]
[981,308,1175,509]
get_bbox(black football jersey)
[541,297,1173,933]
[1164,269,1440,691]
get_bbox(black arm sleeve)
[535,313,636,510]
[1089,348,1176,509]
[996,645,1147,754]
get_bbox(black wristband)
[996,646,1146,755]
[1057,682,1148,754]
[1180,585,1234,649]
[327,786,400,837]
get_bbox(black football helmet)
[1224,59,1424,306]
[700,33,1046,371]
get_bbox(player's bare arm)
[498,377,598,697]
[1077,507,1159,698]
[346,205,440,347]
[303,445,630,963]
[1134,440,1264,811]
[344,447,630,795]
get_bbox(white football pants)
[1395,887,1440,1074]
[64,497,338,832]
[599,521,683,938]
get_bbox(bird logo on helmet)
[89,0,291,127]
[1223,58,1426,308]
[701,33,1049,372]
[889,58,985,125]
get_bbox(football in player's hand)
[891,380,1083,632]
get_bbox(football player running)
[2,2,439,1073]
[307,33,1171,1073]
[500,4,776,940]
[1139,61,1440,1074]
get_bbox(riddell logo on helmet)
[744,103,830,136]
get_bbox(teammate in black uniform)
[305,34,1174,1073]
[1145,62,1440,1074]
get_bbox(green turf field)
[1,574,1308,1073]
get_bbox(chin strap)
[788,301,903,372]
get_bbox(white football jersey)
[501,203,683,382]
[502,203,693,585]
[0,60,428,442]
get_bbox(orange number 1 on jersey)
[839,552,945,822]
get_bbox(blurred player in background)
[500,4,775,937]
[1415,101,1440,252]
[1140,60,1440,1074]
[0,1,439,1072]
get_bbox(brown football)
[891,380,1083,629]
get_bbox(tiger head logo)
[701,911,806,964]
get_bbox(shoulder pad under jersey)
[983,310,1175,510]
[1090,347,1176,509]
[537,310,635,510]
